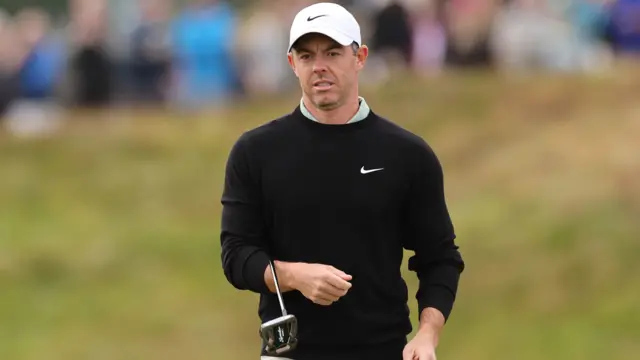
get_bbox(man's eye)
[329,52,340,57]
[300,54,310,60]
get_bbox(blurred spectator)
[370,0,414,67]
[14,7,64,101]
[2,7,65,137]
[604,0,640,56]
[170,0,241,111]
[566,0,612,41]
[130,0,172,105]
[410,0,447,76]
[69,0,112,108]
[564,0,614,71]
[0,9,22,118]
[491,0,573,72]
[236,0,294,98]
[107,0,143,106]
[442,0,496,68]
[491,0,612,73]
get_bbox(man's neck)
[303,96,361,125]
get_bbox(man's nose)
[312,58,328,73]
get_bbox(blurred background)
[1,0,639,359]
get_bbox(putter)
[260,259,298,356]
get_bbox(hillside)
[1,68,639,360]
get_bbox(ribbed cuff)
[418,284,456,322]
[416,264,461,322]
[243,250,271,294]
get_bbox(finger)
[319,282,349,298]
[325,273,352,291]
[312,295,335,306]
[416,348,436,360]
[319,286,344,298]
[402,346,415,360]
[310,288,339,303]
[314,289,341,302]
[328,266,353,281]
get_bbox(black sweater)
[220,105,465,352]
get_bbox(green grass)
[1,68,639,359]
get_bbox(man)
[604,0,640,56]
[220,3,465,360]
[130,0,172,105]
[370,0,413,66]
[170,0,241,111]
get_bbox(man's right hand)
[291,263,352,306]
[266,262,352,306]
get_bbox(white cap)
[288,2,361,53]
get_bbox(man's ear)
[356,44,369,70]
[288,52,299,77]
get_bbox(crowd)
[0,0,639,123]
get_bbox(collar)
[299,96,371,124]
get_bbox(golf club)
[259,259,298,356]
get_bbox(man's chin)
[313,97,339,111]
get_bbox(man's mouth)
[313,80,334,91]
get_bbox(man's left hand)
[402,330,437,360]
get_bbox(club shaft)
[269,260,288,316]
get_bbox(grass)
[0,67,639,359]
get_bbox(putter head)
[259,314,298,355]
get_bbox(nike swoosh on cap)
[307,14,327,21]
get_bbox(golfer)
[220,3,465,360]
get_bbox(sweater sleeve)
[403,142,465,322]
[220,134,271,294]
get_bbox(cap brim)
[288,27,354,52]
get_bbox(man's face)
[288,33,368,111]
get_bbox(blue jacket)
[171,3,241,100]
[606,0,640,53]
